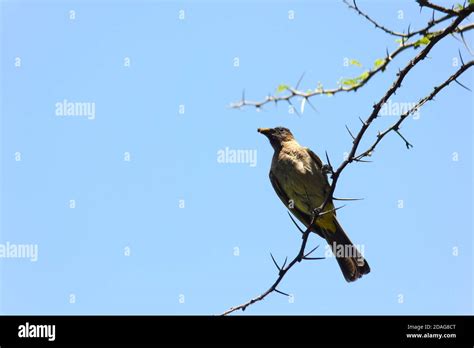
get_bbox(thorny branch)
[222,2,473,315]
[355,60,474,160]
[416,0,461,15]
[345,0,459,38]
[220,222,320,316]
[230,2,473,112]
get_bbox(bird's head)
[258,127,295,150]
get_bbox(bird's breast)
[268,142,335,231]
[272,150,313,176]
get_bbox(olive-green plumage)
[258,127,370,282]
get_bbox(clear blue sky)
[0,0,472,315]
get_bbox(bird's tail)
[321,218,370,282]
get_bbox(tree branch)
[222,3,473,316]
[344,0,409,38]
[345,0,460,39]
[221,220,320,316]
[230,15,473,111]
[320,7,473,209]
[355,60,473,160]
[416,0,460,15]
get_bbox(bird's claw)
[309,207,322,227]
[322,164,334,176]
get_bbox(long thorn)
[296,72,306,89]
[288,99,300,116]
[458,48,465,66]
[306,97,318,113]
[274,289,290,297]
[325,151,333,169]
[454,79,471,91]
[460,31,474,56]
[333,197,364,201]
[270,252,281,271]
[281,256,288,269]
[287,212,305,234]
[354,157,373,163]
[319,205,347,216]
[304,245,320,258]
[345,125,356,140]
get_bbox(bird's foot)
[310,207,322,226]
[322,164,334,176]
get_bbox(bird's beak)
[257,128,272,136]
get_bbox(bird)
[257,126,370,282]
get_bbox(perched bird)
[258,127,370,282]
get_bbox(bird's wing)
[305,147,323,170]
[305,147,332,195]
[269,170,325,238]
[269,170,290,207]
[304,147,337,220]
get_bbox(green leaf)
[374,58,385,68]
[455,3,463,10]
[340,78,357,86]
[359,71,369,80]
[349,59,362,67]
[276,84,289,93]
[340,70,370,88]
[414,36,430,48]
[469,0,474,5]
